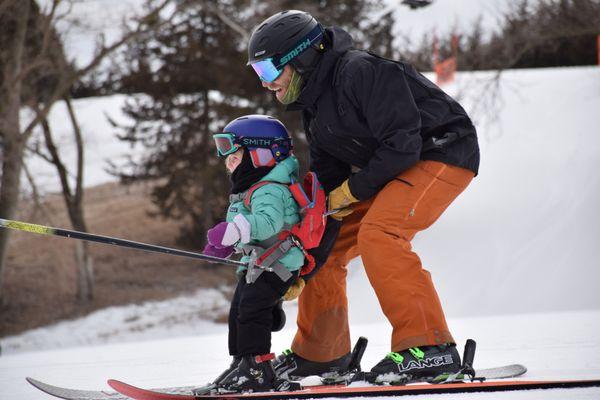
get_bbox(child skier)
[200,114,305,393]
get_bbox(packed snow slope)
[1,311,600,399]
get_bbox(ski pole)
[0,218,247,267]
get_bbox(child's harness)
[229,172,327,284]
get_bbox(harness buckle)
[245,250,260,284]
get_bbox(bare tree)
[0,0,174,302]
[31,96,94,301]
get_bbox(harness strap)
[257,236,295,268]
[245,258,293,284]
[241,237,296,284]
[269,261,293,282]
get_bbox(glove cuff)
[233,214,251,244]
[341,179,358,203]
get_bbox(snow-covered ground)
[1,306,600,399]
[0,287,231,354]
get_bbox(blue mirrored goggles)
[250,58,283,83]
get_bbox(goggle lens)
[250,58,283,83]
[213,134,239,157]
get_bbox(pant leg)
[357,160,474,352]
[228,278,245,356]
[236,271,296,356]
[291,201,371,362]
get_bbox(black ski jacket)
[288,27,480,200]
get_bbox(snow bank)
[1,287,230,355]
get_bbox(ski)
[106,377,600,400]
[26,377,132,400]
[25,364,527,400]
[26,377,197,400]
[26,337,530,400]
[106,363,530,400]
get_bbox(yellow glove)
[328,179,359,220]
[283,277,305,301]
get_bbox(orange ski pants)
[292,160,475,362]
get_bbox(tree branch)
[22,162,50,223]
[64,96,84,205]
[21,0,176,141]
[206,2,249,41]
[39,115,74,204]
[15,58,55,83]
[25,143,55,164]
[39,0,61,58]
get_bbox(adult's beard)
[278,68,304,105]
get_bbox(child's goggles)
[213,133,240,157]
[213,133,292,158]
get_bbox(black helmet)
[247,10,325,80]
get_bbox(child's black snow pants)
[228,270,298,356]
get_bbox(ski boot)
[365,344,462,385]
[216,353,280,393]
[193,356,241,395]
[273,349,353,380]
[274,337,368,382]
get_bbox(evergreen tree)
[397,0,600,71]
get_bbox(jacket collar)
[287,27,354,111]
[259,155,299,184]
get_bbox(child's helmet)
[213,115,293,167]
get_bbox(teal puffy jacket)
[226,155,304,273]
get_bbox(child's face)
[225,148,244,174]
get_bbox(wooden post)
[434,33,458,86]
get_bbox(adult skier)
[246,10,480,383]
